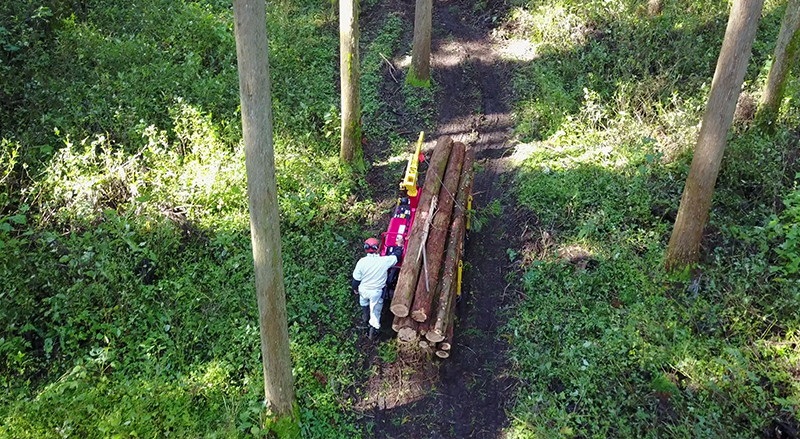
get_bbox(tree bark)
[439,319,453,351]
[408,0,432,87]
[233,0,296,421]
[410,142,465,322]
[759,0,800,122]
[392,314,416,332]
[390,137,454,317]
[665,0,764,271]
[339,0,362,164]
[428,148,474,342]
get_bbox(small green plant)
[767,177,800,276]
[378,340,399,363]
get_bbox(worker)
[352,237,398,340]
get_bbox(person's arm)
[352,261,362,293]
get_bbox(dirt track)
[356,0,524,437]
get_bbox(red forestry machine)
[378,132,474,358]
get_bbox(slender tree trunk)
[390,137,454,317]
[410,142,465,322]
[408,0,432,87]
[759,0,800,122]
[233,0,296,422]
[648,0,664,16]
[665,0,765,271]
[339,0,361,164]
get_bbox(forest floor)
[356,0,528,437]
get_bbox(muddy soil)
[356,0,527,437]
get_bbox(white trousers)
[359,289,383,329]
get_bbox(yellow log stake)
[466,195,473,230]
[400,131,424,197]
[457,260,463,299]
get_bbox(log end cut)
[410,309,428,323]
[425,330,445,343]
[390,304,410,318]
[397,327,418,343]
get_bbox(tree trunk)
[233,0,296,422]
[665,0,764,271]
[408,0,432,87]
[759,0,800,122]
[339,0,362,164]
[410,142,466,322]
[391,137,454,317]
[428,148,474,343]
[648,0,664,17]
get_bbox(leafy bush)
[767,179,800,276]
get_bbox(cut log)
[417,317,431,337]
[393,315,418,343]
[397,326,418,343]
[439,314,454,351]
[427,148,474,342]
[390,136,454,317]
[410,142,466,322]
[392,314,416,332]
[435,350,450,358]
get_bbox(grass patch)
[504,0,800,437]
[0,0,374,437]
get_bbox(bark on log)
[439,314,454,351]
[427,149,474,343]
[390,137,454,317]
[410,142,466,322]
[392,314,416,332]
[418,317,431,337]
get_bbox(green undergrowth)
[1,0,381,437]
[504,0,800,437]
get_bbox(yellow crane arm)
[400,131,424,197]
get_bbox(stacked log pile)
[390,136,474,359]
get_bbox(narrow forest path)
[358,0,525,437]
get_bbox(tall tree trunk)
[759,0,800,123]
[408,0,432,87]
[233,0,296,424]
[665,0,765,271]
[410,142,465,322]
[390,137,454,317]
[648,0,664,17]
[339,0,362,164]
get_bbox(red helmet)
[364,237,379,253]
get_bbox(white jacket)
[353,254,398,293]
